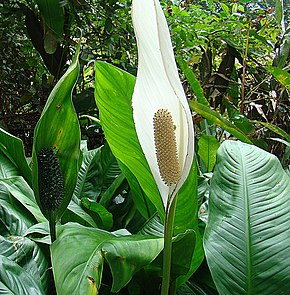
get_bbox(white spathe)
[132,0,194,207]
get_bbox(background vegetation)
[1,0,289,164]
[0,1,289,294]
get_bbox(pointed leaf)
[189,101,253,144]
[32,41,81,222]
[267,66,290,90]
[204,140,290,295]
[1,177,45,223]
[0,255,44,294]
[0,128,31,185]
[94,61,163,218]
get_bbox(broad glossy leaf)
[0,199,33,236]
[95,61,203,284]
[51,223,109,295]
[0,128,31,185]
[103,235,163,292]
[204,140,290,295]
[81,198,113,230]
[0,236,48,293]
[94,61,164,218]
[0,255,44,294]
[51,222,165,294]
[74,144,121,202]
[32,41,81,222]
[25,222,51,245]
[1,176,45,223]
[65,198,97,227]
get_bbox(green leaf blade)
[204,140,290,295]
[32,42,81,221]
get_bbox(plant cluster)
[0,0,290,294]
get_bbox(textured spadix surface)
[204,140,290,295]
[132,0,194,206]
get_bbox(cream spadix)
[132,0,194,207]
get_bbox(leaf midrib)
[241,148,253,294]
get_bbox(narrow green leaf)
[177,57,209,106]
[189,101,253,144]
[251,120,290,142]
[225,101,254,135]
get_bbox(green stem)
[49,216,57,244]
[161,193,178,295]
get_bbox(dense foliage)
[1,0,289,161]
[0,0,289,294]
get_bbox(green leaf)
[204,140,290,295]
[94,61,163,218]
[274,0,284,27]
[177,57,209,106]
[0,128,32,186]
[51,223,109,295]
[267,66,290,90]
[81,198,113,230]
[225,101,254,135]
[32,41,81,222]
[175,160,204,286]
[117,161,155,219]
[51,222,164,294]
[0,197,34,236]
[35,0,64,36]
[189,101,253,144]
[198,135,220,172]
[65,198,97,227]
[0,150,19,178]
[103,235,163,292]
[0,255,44,294]
[74,144,121,202]
[250,120,290,142]
[1,176,45,223]
[0,236,48,293]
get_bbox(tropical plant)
[1,0,289,294]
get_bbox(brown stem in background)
[240,24,251,114]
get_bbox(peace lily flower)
[132,0,194,208]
